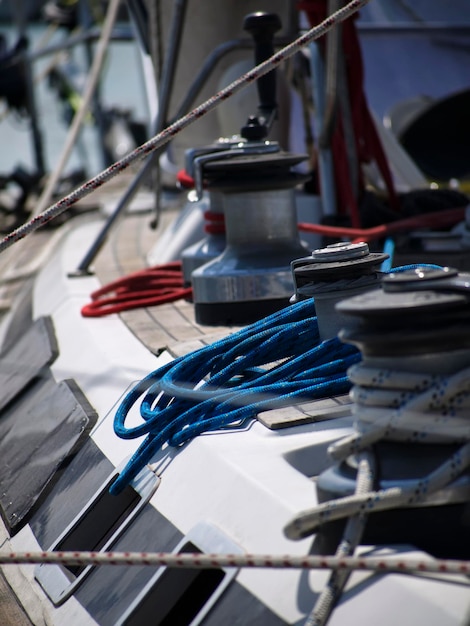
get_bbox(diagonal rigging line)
[0,0,371,254]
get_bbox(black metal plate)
[0,316,58,413]
[75,505,183,625]
[0,375,97,533]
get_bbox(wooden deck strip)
[0,571,33,626]
[119,308,176,355]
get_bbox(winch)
[309,265,470,558]
[189,139,310,325]
[186,12,311,325]
[290,241,388,340]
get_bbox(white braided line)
[0,550,469,575]
[0,0,371,254]
[330,364,470,458]
[306,452,375,626]
[284,363,470,540]
[285,442,470,539]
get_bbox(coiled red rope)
[81,261,192,317]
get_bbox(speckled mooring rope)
[0,550,469,575]
[0,0,370,254]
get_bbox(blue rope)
[110,263,447,494]
[387,263,443,273]
[380,237,395,272]
[110,298,360,494]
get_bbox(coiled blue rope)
[110,263,444,495]
[110,299,359,494]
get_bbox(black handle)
[243,12,282,122]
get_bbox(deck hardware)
[116,522,242,626]
[382,265,470,295]
[181,11,311,325]
[292,267,470,558]
[189,149,310,325]
[291,241,388,340]
[35,463,159,605]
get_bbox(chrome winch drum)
[181,9,312,325]
[291,241,388,340]
[314,266,470,558]
[190,144,310,325]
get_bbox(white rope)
[277,337,470,622]
[330,363,470,460]
[284,363,470,539]
[285,360,470,540]
[306,452,375,626]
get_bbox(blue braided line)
[387,263,443,273]
[159,317,318,401]
[114,300,316,436]
[380,238,395,272]
[111,264,447,494]
[110,299,360,494]
[112,355,358,495]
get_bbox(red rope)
[203,210,226,234]
[298,206,466,244]
[81,206,465,318]
[176,169,196,189]
[81,261,192,317]
[177,171,226,234]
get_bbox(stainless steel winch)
[179,127,283,286]
[185,11,312,326]
[188,133,310,325]
[290,241,388,340]
[313,265,470,559]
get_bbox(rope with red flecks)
[0,0,371,255]
[0,550,469,575]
